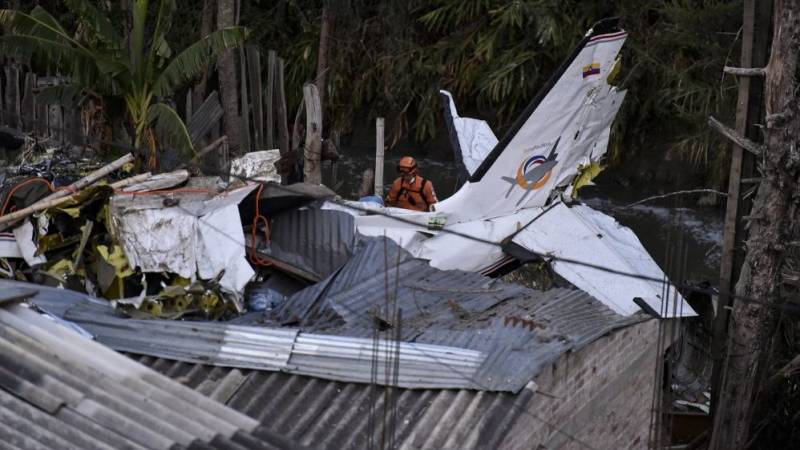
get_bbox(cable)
[1,105,796,314]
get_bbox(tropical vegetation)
[0,0,248,167]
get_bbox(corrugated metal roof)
[0,298,304,450]
[6,280,487,390]
[58,301,486,390]
[134,357,539,450]
[262,207,356,280]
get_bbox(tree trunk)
[709,1,800,448]
[217,0,241,152]
[316,2,332,122]
[194,0,215,109]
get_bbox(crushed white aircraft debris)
[333,18,695,318]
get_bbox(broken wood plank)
[47,104,62,143]
[187,91,224,146]
[21,72,35,132]
[275,57,290,155]
[247,45,264,150]
[4,65,21,129]
[303,83,322,185]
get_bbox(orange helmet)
[397,156,418,174]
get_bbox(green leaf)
[151,26,249,96]
[146,0,177,81]
[0,34,88,67]
[146,102,194,156]
[63,0,121,48]
[130,0,149,83]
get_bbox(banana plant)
[0,0,249,166]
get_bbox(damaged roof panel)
[0,298,304,450]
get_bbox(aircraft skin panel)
[511,202,697,318]
[440,90,499,178]
[437,26,628,222]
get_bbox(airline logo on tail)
[502,137,560,191]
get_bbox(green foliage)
[0,0,249,158]
[243,0,741,176]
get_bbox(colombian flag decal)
[582,62,601,78]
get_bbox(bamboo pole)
[0,170,150,226]
[41,153,134,203]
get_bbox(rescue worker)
[385,156,438,211]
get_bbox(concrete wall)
[500,318,663,450]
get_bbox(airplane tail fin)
[436,18,628,220]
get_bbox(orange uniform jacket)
[385,176,438,211]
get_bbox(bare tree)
[217,0,240,151]
[710,1,800,448]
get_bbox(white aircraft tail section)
[436,18,628,222]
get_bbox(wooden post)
[275,57,290,155]
[185,87,193,123]
[303,83,322,185]
[4,65,20,129]
[238,46,251,153]
[710,0,769,418]
[35,94,47,137]
[21,72,36,132]
[374,117,385,197]
[266,50,276,150]
[246,45,264,150]
[48,105,62,143]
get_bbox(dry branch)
[724,66,767,76]
[708,116,764,156]
[621,189,728,209]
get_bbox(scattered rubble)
[0,140,316,320]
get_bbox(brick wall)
[500,318,668,450]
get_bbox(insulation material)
[512,202,696,317]
[12,220,46,265]
[110,185,257,297]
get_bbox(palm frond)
[0,8,85,52]
[63,0,121,48]
[0,34,90,68]
[146,102,194,156]
[146,0,177,81]
[151,27,249,96]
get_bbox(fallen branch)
[620,189,728,209]
[708,116,765,156]
[724,66,767,77]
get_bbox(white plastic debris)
[229,150,281,184]
[110,184,258,299]
[12,220,46,265]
